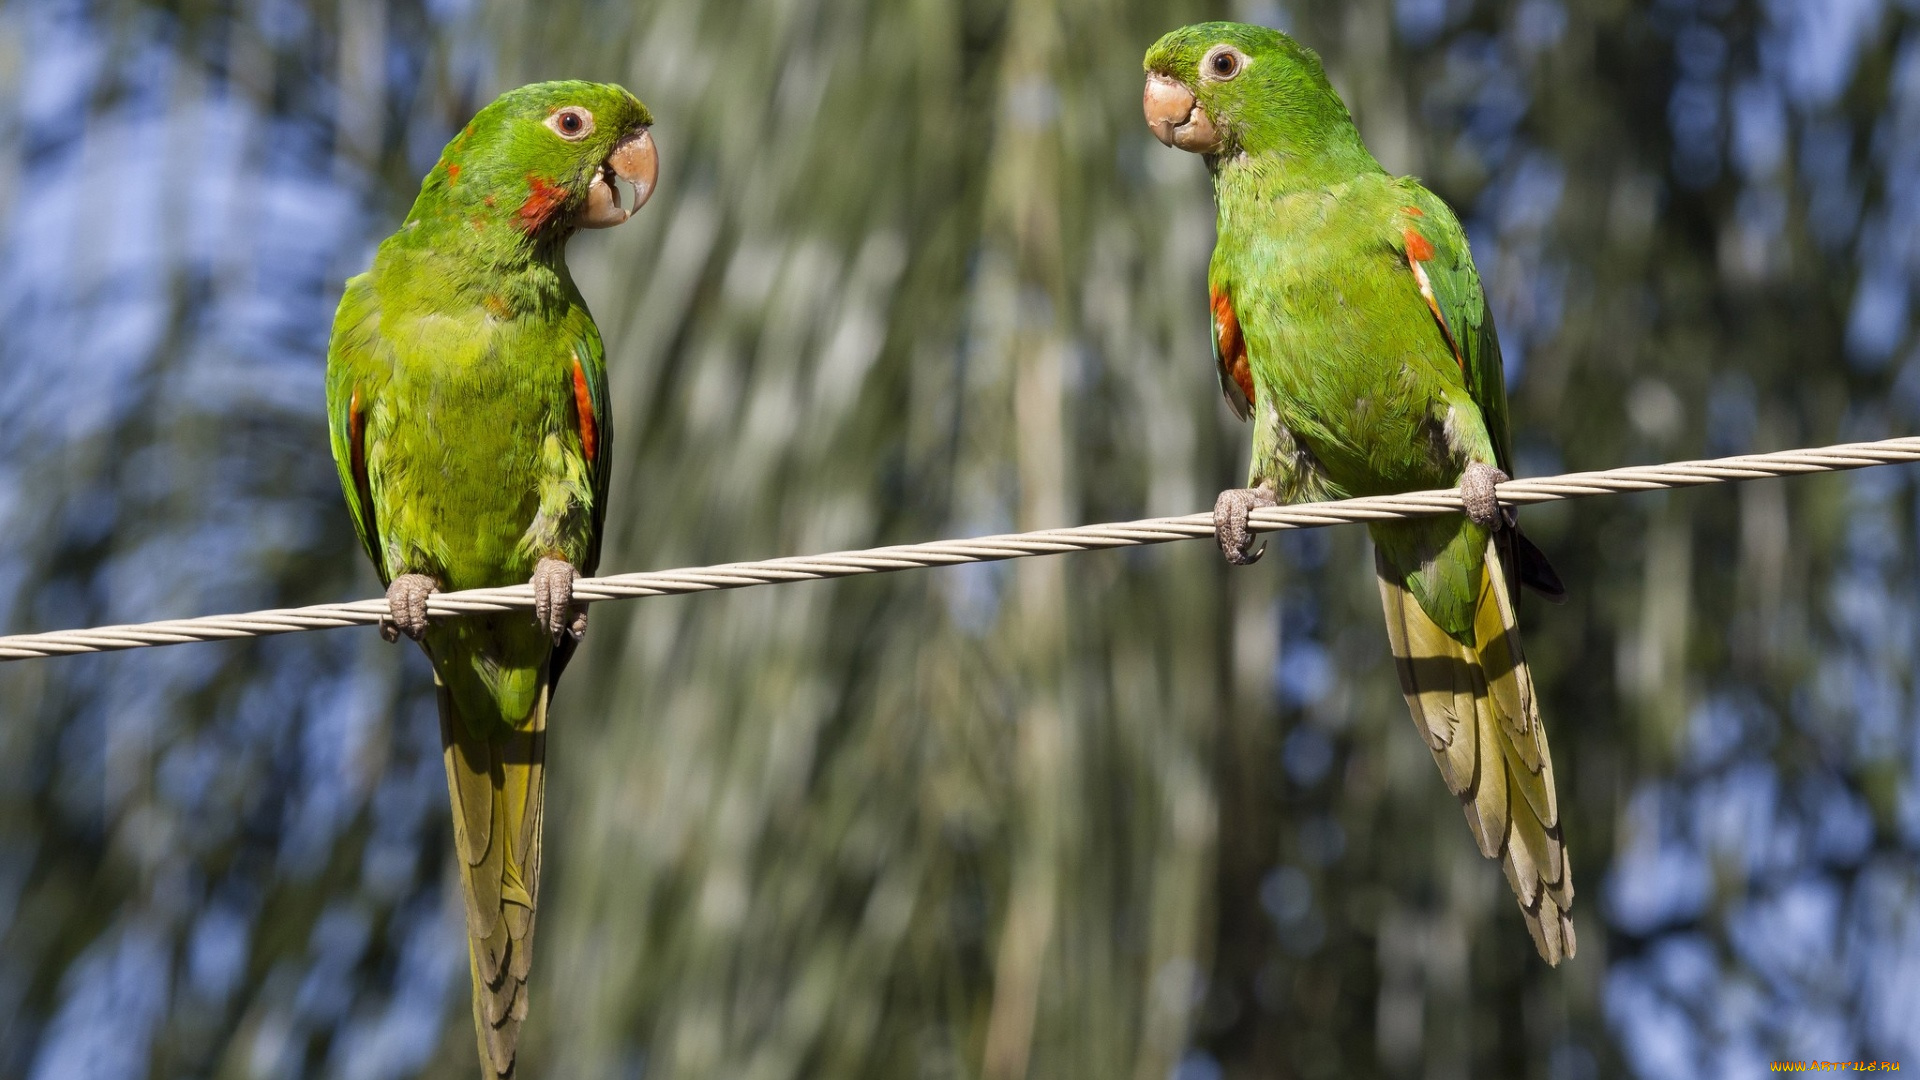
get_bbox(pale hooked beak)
[580,127,659,229]
[1143,73,1222,154]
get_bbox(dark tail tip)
[1513,530,1567,603]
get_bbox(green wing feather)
[548,326,609,686]
[1399,184,1513,474]
[324,274,394,580]
[572,324,612,576]
[1399,185,1567,602]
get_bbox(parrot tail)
[437,675,548,1078]
[1375,541,1576,964]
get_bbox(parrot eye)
[546,107,595,141]
[1204,46,1244,80]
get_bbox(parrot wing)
[1394,189,1512,474]
[545,321,610,689]
[1208,275,1255,422]
[325,274,396,582]
[567,321,612,577]
[1380,185,1574,961]
[1398,188,1565,601]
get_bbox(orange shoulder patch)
[1210,285,1255,408]
[570,355,598,463]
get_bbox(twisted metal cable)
[4,436,1917,662]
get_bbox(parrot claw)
[532,557,588,644]
[382,574,438,642]
[1213,487,1279,566]
[1460,462,1512,531]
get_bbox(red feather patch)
[1403,226,1436,263]
[517,175,570,233]
[1210,285,1255,407]
[571,355,597,464]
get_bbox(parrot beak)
[1143,73,1222,154]
[580,127,659,229]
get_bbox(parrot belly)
[370,343,591,594]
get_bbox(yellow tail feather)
[1376,543,1576,964]
[437,677,548,1078]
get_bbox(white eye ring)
[546,107,595,141]
[1203,45,1246,81]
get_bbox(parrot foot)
[1460,462,1511,530]
[1214,486,1279,566]
[532,557,589,644]
[382,574,438,642]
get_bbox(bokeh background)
[1,0,1918,1076]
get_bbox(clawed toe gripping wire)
[3,437,1917,661]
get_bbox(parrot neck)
[1209,136,1384,209]
[374,213,579,318]
[394,197,575,267]
[397,214,571,266]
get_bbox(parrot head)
[414,80,658,238]
[1142,22,1357,163]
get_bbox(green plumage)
[1219,164,1500,635]
[325,81,652,1075]
[1147,23,1575,962]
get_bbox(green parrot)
[1143,24,1576,963]
[324,81,658,1074]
